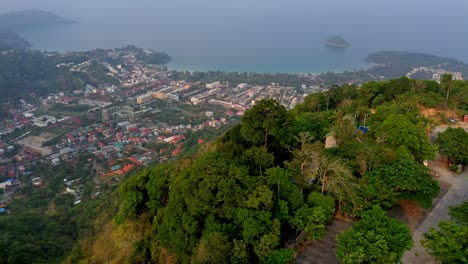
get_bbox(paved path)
[295,218,352,264]
[402,161,468,264]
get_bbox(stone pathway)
[295,218,352,264]
[402,160,468,264]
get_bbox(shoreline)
[165,60,373,76]
[11,37,468,81]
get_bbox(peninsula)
[0,30,31,50]
[0,9,75,31]
[0,10,75,50]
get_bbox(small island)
[325,36,350,48]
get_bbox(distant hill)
[0,9,75,31]
[366,51,468,78]
[0,30,31,50]
[366,51,464,68]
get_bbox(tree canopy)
[422,200,468,264]
[60,73,468,263]
[436,127,468,165]
[336,206,413,264]
[375,114,436,162]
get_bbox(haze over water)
[3,0,468,73]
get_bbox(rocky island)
[325,36,350,48]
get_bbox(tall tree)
[240,99,291,148]
[435,127,468,165]
[375,114,436,162]
[289,132,320,187]
[310,149,358,213]
[336,206,413,264]
[441,73,453,105]
[363,159,439,210]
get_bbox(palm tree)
[315,155,355,194]
[312,153,358,213]
[290,132,320,188]
[291,132,358,212]
[441,73,453,106]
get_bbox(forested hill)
[367,51,464,67]
[0,10,75,31]
[0,10,74,50]
[0,30,31,50]
[59,76,467,263]
[0,46,170,103]
[366,51,468,78]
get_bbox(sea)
[16,0,468,74]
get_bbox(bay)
[16,0,468,74]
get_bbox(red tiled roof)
[128,157,143,166]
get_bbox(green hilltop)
[0,46,467,263]
[1,74,467,263]
[61,76,466,263]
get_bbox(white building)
[33,115,57,127]
[0,179,14,189]
[206,81,221,89]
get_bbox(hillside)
[0,9,75,32]
[0,30,31,50]
[366,51,468,78]
[0,46,466,263]
[0,46,169,102]
[59,77,467,263]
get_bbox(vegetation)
[421,201,468,264]
[366,51,468,78]
[0,156,118,264]
[2,62,467,262]
[62,75,468,263]
[336,206,413,264]
[171,52,468,90]
[0,50,83,102]
[124,45,171,65]
[0,46,171,103]
[436,127,468,166]
[0,30,31,50]
[170,70,313,89]
[108,100,337,263]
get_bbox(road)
[403,124,468,264]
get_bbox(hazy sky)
[2,0,468,24]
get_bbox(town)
[1,47,466,209]
[0,47,311,207]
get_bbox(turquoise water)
[17,0,468,73]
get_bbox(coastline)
[165,61,373,76]
[18,21,372,76]
[15,24,468,78]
